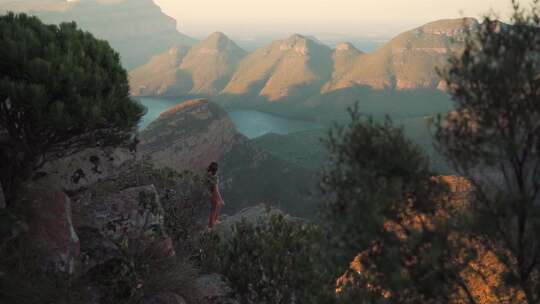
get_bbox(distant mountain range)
[129,18,481,121]
[1,0,197,69]
[1,1,481,121]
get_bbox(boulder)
[72,185,163,244]
[141,293,187,304]
[42,147,136,192]
[77,226,121,275]
[196,273,237,304]
[15,177,80,274]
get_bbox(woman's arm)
[214,184,225,206]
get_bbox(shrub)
[88,238,200,304]
[216,213,332,304]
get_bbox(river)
[137,97,323,139]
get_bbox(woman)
[206,162,225,229]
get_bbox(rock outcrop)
[140,99,238,171]
[15,177,80,274]
[72,184,163,243]
[42,147,135,192]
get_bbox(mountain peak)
[285,34,322,44]
[335,42,361,53]
[288,33,307,40]
[207,31,230,41]
[196,31,245,54]
[277,34,328,55]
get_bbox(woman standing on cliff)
[206,162,225,229]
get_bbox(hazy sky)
[155,0,515,39]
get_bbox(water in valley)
[137,97,323,139]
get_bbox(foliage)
[0,13,145,205]
[216,213,332,304]
[194,228,222,273]
[133,162,210,257]
[87,186,201,304]
[436,0,540,302]
[319,105,476,303]
[89,239,200,304]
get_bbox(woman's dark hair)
[207,162,218,175]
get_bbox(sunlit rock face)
[324,18,478,92]
[43,147,136,192]
[336,176,525,303]
[130,32,246,97]
[222,34,333,102]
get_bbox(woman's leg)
[209,202,217,228]
[215,203,222,223]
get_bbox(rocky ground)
[0,145,240,304]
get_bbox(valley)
[2,0,532,302]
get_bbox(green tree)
[436,1,540,302]
[319,107,474,303]
[0,13,144,206]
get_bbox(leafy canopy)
[0,12,144,165]
[437,0,540,302]
[0,13,144,204]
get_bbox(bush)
[88,238,200,304]
[215,212,332,304]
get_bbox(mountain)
[179,32,247,95]
[221,34,333,102]
[139,99,322,217]
[321,42,363,92]
[139,99,238,171]
[129,46,193,97]
[130,18,480,122]
[130,32,247,96]
[323,18,478,92]
[1,0,197,69]
[132,18,478,102]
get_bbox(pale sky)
[154,0,516,40]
